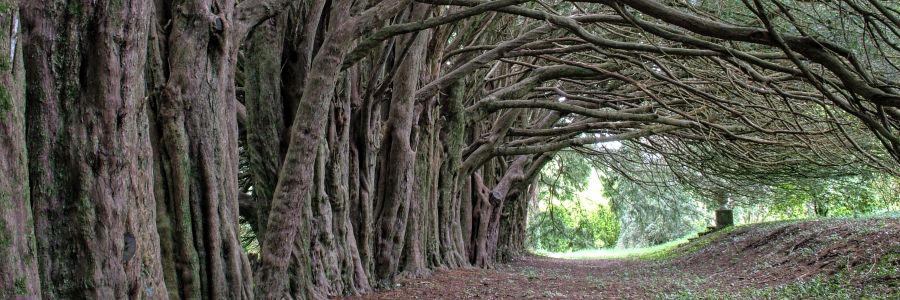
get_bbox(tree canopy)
[0,0,898,298]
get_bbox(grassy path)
[348,217,900,299]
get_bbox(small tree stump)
[715,209,734,229]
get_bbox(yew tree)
[0,0,898,299]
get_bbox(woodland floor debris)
[350,218,900,299]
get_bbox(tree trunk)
[496,183,534,262]
[148,0,288,297]
[328,78,372,294]
[373,4,431,283]
[310,138,342,296]
[479,156,528,266]
[400,86,440,277]
[22,1,167,298]
[436,80,469,268]
[471,172,493,266]
[349,65,379,279]
[0,4,41,297]
[498,154,552,262]
[244,15,286,240]
[255,1,410,296]
[255,10,357,300]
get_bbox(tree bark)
[328,77,372,294]
[471,172,493,266]
[436,80,470,268]
[244,15,286,240]
[400,82,440,277]
[373,4,431,283]
[498,153,551,262]
[22,0,167,297]
[481,156,529,265]
[349,65,380,279]
[148,0,290,298]
[255,0,411,296]
[0,4,41,297]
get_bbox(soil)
[345,217,900,299]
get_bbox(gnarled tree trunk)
[148,0,288,298]
[373,4,431,283]
[436,80,470,268]
[22,1,166,297]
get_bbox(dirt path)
[345,256,695,299]
[347,218,900,299]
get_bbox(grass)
[534,234,694,260]
[531,212,900,298]
[537,211,900,261]
[534,224,742,261]
[661,254,900,300]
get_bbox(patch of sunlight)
[536,168,610,212]
[535,234,692,260]
[577,169,608,207]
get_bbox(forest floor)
[347,216,900,299]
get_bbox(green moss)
[0,190,11,252]
[0,56,10,72]
[0,190,10,209]
[66,0,82,16]
[0,2,13,14]
[14,277,27,295]
[0,85,10,115]
[0,217,10,250]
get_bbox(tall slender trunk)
[255,5,358,298]
[436,80,469,267]
[372,4,431,283]
[349,65,380,277]
[498,154,551,262]
[471,172,492,266]
[480,156,528,266]
[401,88,439,277]
[244,15,286,240]
[329,77,372,293]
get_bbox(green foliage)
[586,141,899,248]
[530,143,898,254]
[727,174,900,225]
[0,2,13,15]
[0,56,10,72]
[602,171,707,248]
[527,152,620,252]
[765,175,900,219]
[528,202,620,252]
[239,221,259,254]
[539,151,592,202]
[539,235,692,260]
